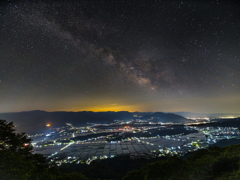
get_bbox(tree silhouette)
[0,120,32,154]
[0,119,89,180]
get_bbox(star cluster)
[0,1,240,113]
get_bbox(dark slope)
[142,112,190,123]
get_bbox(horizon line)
[1,109,240,115]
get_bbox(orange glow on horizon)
[79,107,136,112]
[46,124,51,127]
[64,104,141,112]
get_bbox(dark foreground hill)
[49,144,240,180]
[0,110,189,134]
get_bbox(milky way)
[0,1,240,113]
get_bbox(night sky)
[0,0,240,113]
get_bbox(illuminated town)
[30,119,240,166]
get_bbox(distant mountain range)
[0,110,192,134]
[142,112,189,123]
[173,112,240,118]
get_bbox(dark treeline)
[55,144,240,180]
